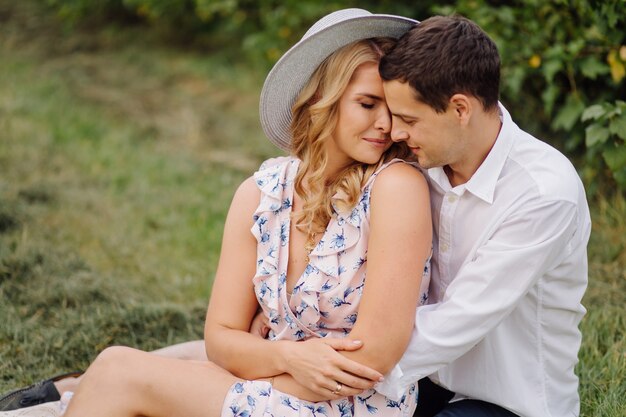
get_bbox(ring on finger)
[332,382,343,395]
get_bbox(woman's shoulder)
[253,156,298,195]
[369,159,426,189]
[232,176,262,208]
[370,160,429,201]
[247,155,299,217]
[376,158,422,175]
[256,156,298,173]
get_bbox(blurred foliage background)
[1,1,624,416]
[42,0,626,195]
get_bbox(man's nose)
[390,125,409,142]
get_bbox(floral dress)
[221,157,430,417]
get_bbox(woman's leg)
[1,340,211,412]
[53,375,81,397]
[53,340,207,396]
[63,346,238,417]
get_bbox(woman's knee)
[94,346,136,366]
[68,347,148,415]
[88,346,140,382]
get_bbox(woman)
[3,8,431,417]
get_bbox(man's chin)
[416,158,433,169]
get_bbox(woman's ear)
[308,91,321,106]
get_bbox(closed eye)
[392,115,417,126]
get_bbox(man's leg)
[150,340,208,361]
[413,378,518,417]
[434,400,518,417]
[413,378,455,417]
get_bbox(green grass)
[0,0,275,385]
[0,2,624,415]
[578,196,626,416]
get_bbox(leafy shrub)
[43,0,626,194]
[581,100,626,190]
[433,0,626,195]
[45,0,134,25]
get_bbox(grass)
[0,1,624,415]
[578,196,626,415]
[0,0,275,385]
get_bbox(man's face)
[383,80,464,170]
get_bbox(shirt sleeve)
[376,197,579,398]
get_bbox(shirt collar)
[427,102,516,204]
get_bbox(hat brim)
[260,14,417,152]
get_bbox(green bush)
[41,0,443,64]
[45,0,133,25]
[434,0,626,195]
[43,0,626,194]
[581,100,626,190]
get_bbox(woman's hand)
[279,338,384,398]
[249,309,270,339]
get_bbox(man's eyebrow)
[391,112,417,120]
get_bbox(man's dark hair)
[380,15,500,113]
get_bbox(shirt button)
[440,243,449,252]
[447,195,458,203]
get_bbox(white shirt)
[377,104,591,417]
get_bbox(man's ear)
[449,94,472,125]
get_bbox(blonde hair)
[290,38,413,234]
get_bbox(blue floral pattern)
[222,157,430,417]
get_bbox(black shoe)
[0,371,82,411]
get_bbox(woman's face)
[326,62,392,173]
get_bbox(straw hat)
[259,8,417,151]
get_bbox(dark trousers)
[413,378,519,417]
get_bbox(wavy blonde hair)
[290,38,413,234]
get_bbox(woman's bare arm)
[203,177,382,397]
[338,163,431,373]
[269,163,431,400]
[204,164,429,400]
[203,177,286,377]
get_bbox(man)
[375,15,591,417]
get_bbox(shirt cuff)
[374,364,406,401]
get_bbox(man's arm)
[378,198,581,395]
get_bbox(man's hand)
[279,338,383,398]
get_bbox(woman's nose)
[374,108,391,133]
